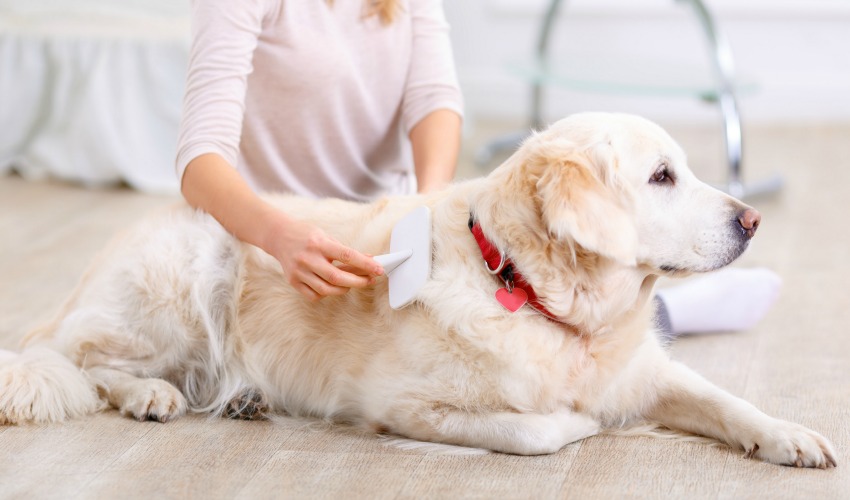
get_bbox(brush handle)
[373,249,414,274]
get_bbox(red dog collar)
[468,215,563,322]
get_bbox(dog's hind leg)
[0,347,104,424]
[400,408,600,455]
[87,367,187,423]
[223,388,269,420]
[647,361,837,468]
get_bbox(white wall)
[444,0,850,126]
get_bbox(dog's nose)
[737,208,761,239]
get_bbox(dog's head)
[498,112,760,276]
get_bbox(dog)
[0,113,836,468]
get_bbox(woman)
[176,0,779,335]
[177,0,458,301]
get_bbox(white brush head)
[378,206,432,309]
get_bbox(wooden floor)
[1,124,849,498]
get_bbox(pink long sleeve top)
[175,0,464,201]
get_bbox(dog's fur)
[0,113,836,467]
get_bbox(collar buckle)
[485,251,507,275]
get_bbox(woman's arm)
[177,0,381,300]
[403,0,464,193]
[409,109,462,193]
[181,154,383,301]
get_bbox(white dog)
[0,113,836,468]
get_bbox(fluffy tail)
[0,346,104,424]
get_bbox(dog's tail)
[0,346,103,425]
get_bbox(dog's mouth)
[655,208,757,275]
[659,264,690,275]
[658,238,750,275]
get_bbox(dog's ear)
[535,148,638,266]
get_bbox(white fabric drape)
[0,1,189,193]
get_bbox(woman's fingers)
[336,263,376,278]
[312,258,375,290]
[323,239,384,278]
[272,218,384,301]
[301,272,351,300]
[288,261,351,300]
[292,282,322,302]
[290,244,382,301]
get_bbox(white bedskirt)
[0,1,189,193]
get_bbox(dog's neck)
[465,204,654,336]
[467,213,581,329]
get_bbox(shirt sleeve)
[401,0,465,135]
[174,0,273,182]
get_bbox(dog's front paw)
[119,378,188,423]
[745,420,837,468]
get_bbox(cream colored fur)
[0,113,836,468]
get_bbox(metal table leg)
[476,0,783,200]
[475,0,565,166]
[684,0,782,199]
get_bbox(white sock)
[655,267,782,335]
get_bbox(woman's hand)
[265,216,384,301]
[181,154,383,302]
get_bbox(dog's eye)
[650,165,674,185]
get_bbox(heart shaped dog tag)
[495,287,528,313]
